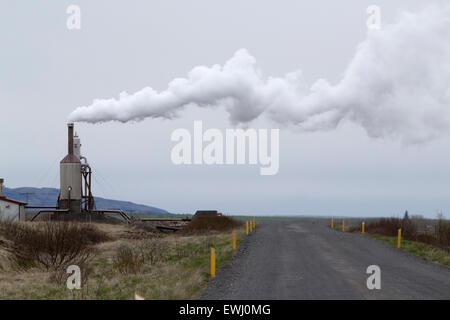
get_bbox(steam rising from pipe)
[69,6,450,143]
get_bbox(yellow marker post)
[210,248,216,277]
[342,220,345,232]
[331,217,334,229]
[246,221,249,235]
[250,221,253,233]
[253,218,255,230]
[362,222,365,234]
[233,232,236,251]
[397,229,401,248]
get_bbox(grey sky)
[1,0,449,217]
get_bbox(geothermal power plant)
[58,123,91,216]
[29,123,131,222]
[0,122,206,226]
[24,123,194,227]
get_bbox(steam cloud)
[69,6,450,143]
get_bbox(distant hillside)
[3,187,169,214]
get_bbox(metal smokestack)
[68,123,74,155]
[59,123,82,214]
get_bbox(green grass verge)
[368,234,450,268]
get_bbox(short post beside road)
[342,220,345,232]
[397,229,402,248]
[253,218,255,229]
[246,221,249,235]
[211,248,216,277]
[250,221,253,233]
[362,222,365,234]
[331,217,334,229]
[233,232,236,250]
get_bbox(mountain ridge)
[3,187,168,214]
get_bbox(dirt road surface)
[200,220,450,300]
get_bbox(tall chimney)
[0,178,4,197]
[60,124,82,214]
[68,123,74,155]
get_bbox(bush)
[354,216,417,238]
[357,214,450,252]
[112,244,144,274]
[358,218,403,237]
[435,216,450,251]
[136,239,167,265]
[179,216,242,235]
[81,224,112,244]
[0,221,110,271]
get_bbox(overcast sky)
[1,0,450,218]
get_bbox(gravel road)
[200,220,450,300]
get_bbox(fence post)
[397,229,401,248]
[211,248,216,277]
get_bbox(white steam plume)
[69,6,450,143]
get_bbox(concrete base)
[58,199,82,215]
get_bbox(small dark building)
[193,210,222,219]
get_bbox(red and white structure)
[0,179,27,221]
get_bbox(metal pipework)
[30,209,70,221]
[80,156,89,166]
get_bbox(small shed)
[0,179,27,222]
[193,210,222,219]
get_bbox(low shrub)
[136,239,167,265]
[355,214,450,252]
[0,221,110,271]
[435,217,450,251]
[179,216,242,235]
[112,243,144,274]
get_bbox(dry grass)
[0,238,14,272]
[0,221,110,271]
[94,222,164,240]
[179,216,243,235]
[0,219,245,300]
[348,217,417,237]
[112,243,145,274]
